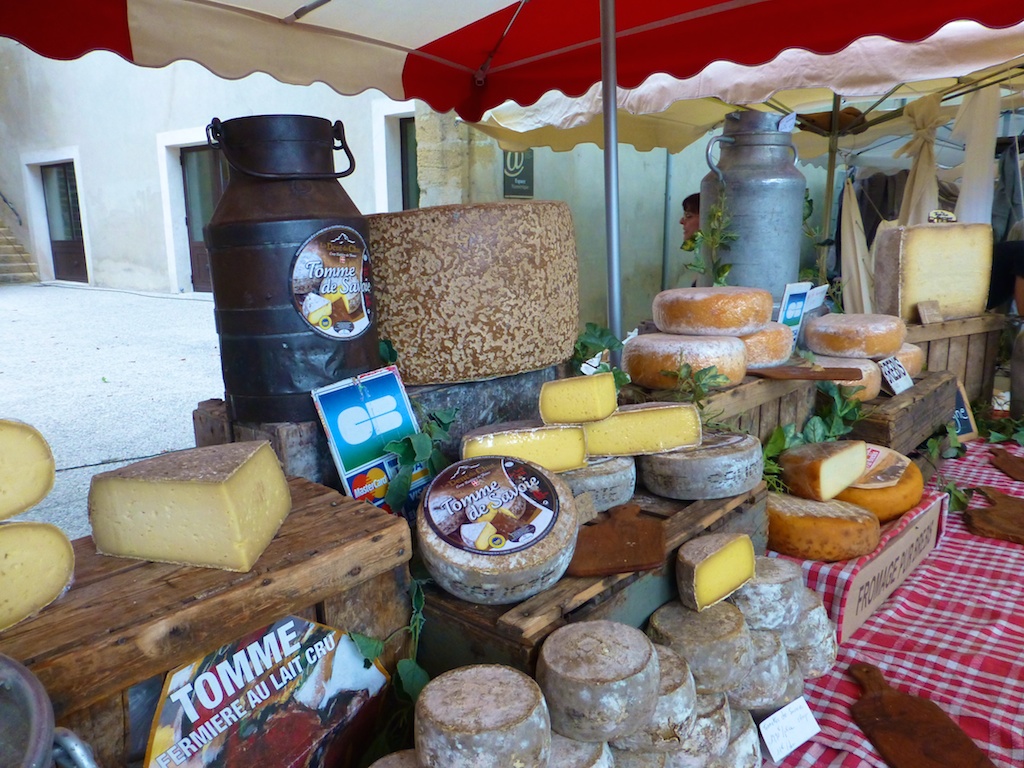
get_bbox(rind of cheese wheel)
[414,664,551,768]
[540,371,619,424]
[778,440,867,501]
[789,630,838,679]
[0,521,75,632]
[728,555,805,630]
[725,630,789,709]
[803,312,907,360]
[610,644,698,752]
[652,286,773,336]
[894,342,925,378]
[621,333,747,391]
[0,419,56,520]
[741,322,795,369]
[560,456,636,513]
[767,492,880,562]
[461,420,587,472]
[609,748,667,768]
[647,601,753,694]
[779,586,834,651]
[810,355,882,401]
[707,708,761,768]
[675,533,756,612]
[88,441,291,572]
[367,750,418,768]
[834,459,924,523]
[538,620,661,742]
[550,735,615,768]
[637,431,763,501]
[657,693,731,768]
[584,402,702,457]
[749,656,805,722]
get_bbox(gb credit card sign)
[311,366,429,515]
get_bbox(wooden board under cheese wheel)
[566,502,664,577]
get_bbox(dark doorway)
[181,146,229,292]
[41,162,87,282]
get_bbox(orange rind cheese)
[653,286,773,336]
[803,313,907,360]
[767,492,880,562]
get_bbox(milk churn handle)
[705,135,732,184]
[206,118,356,179]
[52,727,101,768]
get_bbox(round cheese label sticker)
[290,224,373,339]
[423,457,560,555]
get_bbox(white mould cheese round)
[660,693,731,768]
[707,708,762,768]
[780,586,834,651]
[367,750,418,767]
[728,556,805,630]
[750,656,806,721]
[550,734,615,768]
[538,620,661,742]
[790,630,838,679]
[414,664,551,767]
[610,644,698,752]
[610,748,669,767]
[416,457,578,605]
[725,630,789,710]
[647,602,753,695]
[560,456,637,513]
[637,431,763,501]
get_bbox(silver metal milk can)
[700,111,806,302]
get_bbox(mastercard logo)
[351,467,389,500]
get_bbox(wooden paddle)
[988,445,1024,483]
[747,365,864,380]
[565,502,664,577]
[848,662,996,768]
[965,487,1024,546]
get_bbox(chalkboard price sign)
[952,380,979,441]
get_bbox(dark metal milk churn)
[700,111,806,302]
[205,115,380,424]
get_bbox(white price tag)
[759,697,821,763]
[878,355,914,394]
[778,113,797,133]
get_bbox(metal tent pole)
[600,0,623,348]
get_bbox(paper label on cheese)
[291,224,373,339]
[422,458,560,555]
[850,444,910,489]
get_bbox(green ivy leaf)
[383,466,412,513]
[802,416,829,444]
[349,632,385,669]
[409,432,433,463]
[396,658,430,703]
[763,426,788,459]
[378,339,399,364]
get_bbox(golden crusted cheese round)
[803,312,907,360]
[417,457,578,605]
[610,644,698,752]
[728,555,805,630]
[767,492,880,562]
[653,286,773,336]
[708,707,762,768]
[637,431,763,501]
[559,457,637,513]
[834,459,924,523]
[725,630,789,709]
[538,620,661,742]
[0,419,56,519]
[415,664,551,767]
[0,521,75,632]
[894,342,925,377]
[741,321,795,369]
[550,734,615,768]
[622,333,747,391]
[809,355,882,401]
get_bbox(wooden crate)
[906,314,1007,405]
[418,484,767,677]
[704,376,817,442]
[0,478,412,768]
[845,370,959,455]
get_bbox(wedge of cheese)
[461,421,588,472]
[779,440,867,501]
[88,441,291,572]
[0,419,56,519]
[539,371,618,424]
[584,402,702,457]
[675,532,755,611]
[0,521,75,632]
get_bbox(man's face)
[681,209,699,241]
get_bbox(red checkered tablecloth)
[774,440,1024,768]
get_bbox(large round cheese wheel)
[803,313,907,360]
[637,431,763,501]
[367,201,578,385]
[740,322,795,369]
[894,342,925,377]
[0,521,75,632]
[610,644,697,752]
[417,457,578,605]
[550,735,615,768]
[834,459,924,523]
[415,664,551,767]
[767,492,880,562]
[728,556,805,630]
[708,708,762,768]
[810,355,882,401]
[0,419,56,519]
[725,630,789,709]
[538,620,661,742]
[560,457,637,513]
[367,751,418,768]
[622,333,747,391]
[653,287,773,336]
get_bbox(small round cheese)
[538,620,661,742]
[707,708,762,768]
[560,456,637,513]
[779,587,834,651]
[725,630,789,709]
[367,750,418,767]
[610,644,698,752]
[803,312,907,360]
[767,492,880,562]
[647,602,753,694]
[0,521,75,632]
[653,287,773,336]
[728,556,805,630]
[622,333,747,391]
[550,734,615,767]
[659,693,731,767]
[750,656,806,721]
[637,431,763,501]
[609,748,668,767]
[414,664,551,767]
[417,457,579,605]
[894,342,925,377]
[740,322,795,369]
[834,459,924,523]
[789,630,838,679]
[808,355,882,401]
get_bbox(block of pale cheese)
[803,313,907,360]
[461,420,588,472]
[538,620,660,742]
[417,456,578,604]
[835,458,924,523]
[647,601,753,694]
[550,735,614,768]
[637,431,763,501]
[728,555,805,630]
[88,441,291,572]
[767,492,880,562]
[540,371,618,424]
[894,342,925,378]
[367,201,579,385]
[653,286,773,336]
[367,751,418,768]
[725,630,789,710]
[0,521,75,632]
[779,440,867,501]
[809,355,882,401]
[0,419,56,519]
[675,533,756,612]
[741,321,795,369]
[708,707,762,768]
[414,664,551,768]
[622,333,747,390]
[559,456,636,514]
[610,644,697,752]
[873,222,993,322]
[584,402,702,457]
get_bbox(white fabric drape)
[895,93,945,226]
[952,85,1001,224]
[841,178,873,313]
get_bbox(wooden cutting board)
[848,663,996,768]
[965,487,1024,546]
[565,502,664,577]
[747,365,864,380]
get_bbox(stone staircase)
[0,223,38,284]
